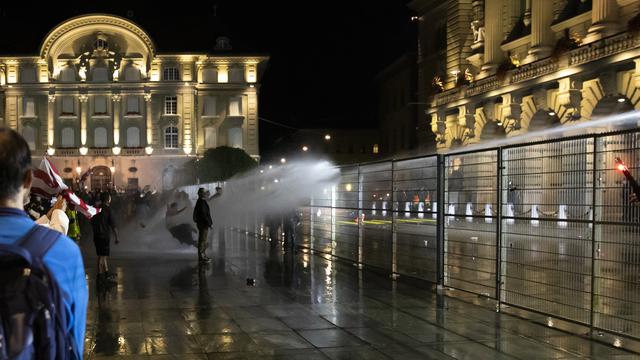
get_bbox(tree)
[189,146,257,183]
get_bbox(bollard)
[505,203,515,225]
[485,203,493,223]
[418,202,425,219]
[531,204,539,227]
[465,202,473,223]
[558,204,568,228]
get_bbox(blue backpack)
[0,226,78,360]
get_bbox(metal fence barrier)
[241,129,640,344]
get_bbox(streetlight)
[302,146,309,152]
[324,134,331,141]
[280,158,286,164]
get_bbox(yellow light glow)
[345,183,352,192]
[373,144,379,154]
[79,147,88,156]
[217,66,228,83]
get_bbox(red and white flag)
[32,158,100,219]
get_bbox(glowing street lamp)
[324,134,331,141]
[280,158,286,164]
[302,146,309,152]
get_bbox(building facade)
[0,14,267,191]
[375,53,423,157]
[409,0,640,149]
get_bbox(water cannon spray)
[615,157,640,200]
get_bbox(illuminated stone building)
[0,14,267,190]
[409,0,640,149]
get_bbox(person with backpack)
[0,127,88,359]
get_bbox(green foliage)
[190,146,257,182]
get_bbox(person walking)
[193,188,213,263]
[91,192,119,285]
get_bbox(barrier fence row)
[290,130,640,341]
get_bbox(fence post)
[589,136,598,332]
[391,161,398,278]
[496,149,503,310]
[357,165,364,268]
[436,155,445,291]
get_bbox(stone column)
[47,94,55,147]
[480,0,503,76]
[79,94,88,146]
[112,94,121,146]
[501,93,522,133]
[557,77,583,123]
[524,0,554,63]
[584,0,621,43]
[144,92,152,146]
[458,104,476,138]
[431,111,446,146]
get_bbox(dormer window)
[95,38,108,51]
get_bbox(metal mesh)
[444,150,498,296]
[500,138,594,324]
[289,129,640,340]
[393,157,439,282]
[593,132,640,337]
[360,162,393,270]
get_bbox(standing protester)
[67,205,81,243]
[0,127,87,359]
[92,192,120,285]
[194,188,213,263]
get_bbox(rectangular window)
[165,96,177,115]
[373,144,379,154]
[23,97,36,117]
[228,97,242,116]
[164,126,179,149]
[163,67,180,81]
[204,96,217,116]
[94,96,107,115]
[126,96,140,114]
[61,97,75,115]
[205,127,217,148]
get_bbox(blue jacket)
[0,207,88,357]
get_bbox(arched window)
[204,127,217,148]
[229,67,244,83]
[92,67,109,82]
[201,68,218,83]
[228,127,242,148]
[59,66,76,82]
[94,127,108,147]
[61,127,75,148]
[22,125,36,150]
[164,126,179,149]
[124,66,141,81]
[126,127,140,147]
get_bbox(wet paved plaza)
[81,230,640,359]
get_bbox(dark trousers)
[197,225,209,260]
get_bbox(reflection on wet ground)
[82,230,639,359]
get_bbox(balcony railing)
[432,32,640,107]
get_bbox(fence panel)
[500,138,594,324]
[593,132,640,337]
[360,162,393,271]
[393,156,439,282]
[444,150,498,296]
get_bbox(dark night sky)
[0,1,414,157]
